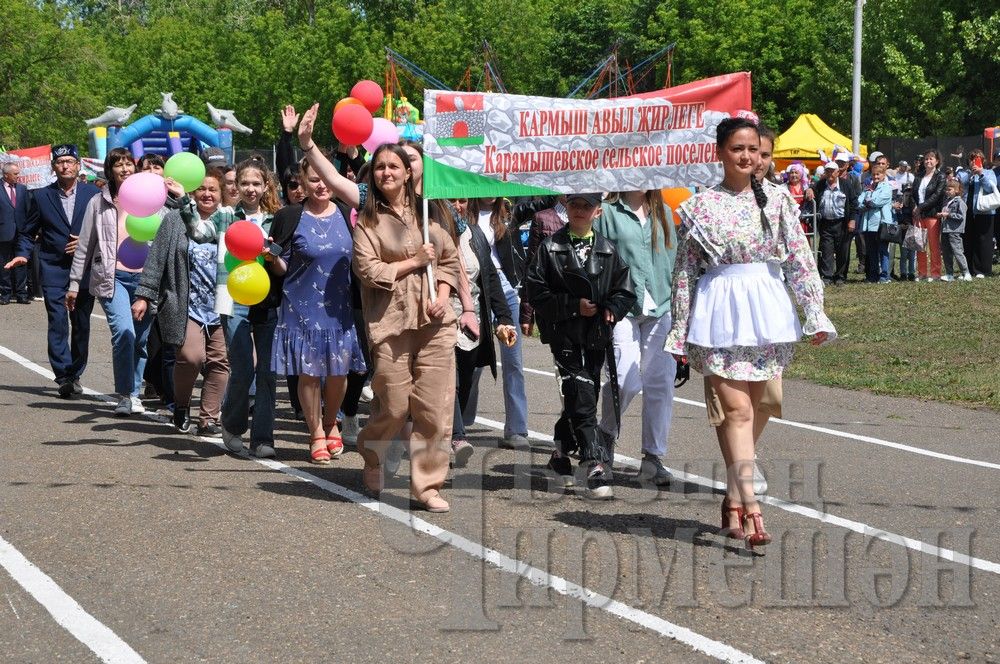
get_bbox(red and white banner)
[0,145,55,189]
[423,72,752,198]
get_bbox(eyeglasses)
[287,181,301,190]
[54,158,78,167]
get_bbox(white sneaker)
[962,273,973,281]
[753,455,768,494]
[342,415,360,445]
[360,385,374,403]
[940,275,953,282]
[113,396,133,417]
[975,273,986,279]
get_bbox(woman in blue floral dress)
[665,117,837,549]
[271,160,366,464]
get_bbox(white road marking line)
[1,344,762,664]
[91,313,106,320]
[505,362,1000,471]
[0,536,146,663]
[473,415,1000,577]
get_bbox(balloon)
[125,213,161,242]
[224,251,264,273]
[118,172,167,217]
[332,104,374,146]
[117,237,149,270]
[335,97,364,113]
[362,118,401,153]
[164,152,207,193]
[661,187,693,225]
[350,80,384,114]
[225,220,265,261]
[227,261,270,305]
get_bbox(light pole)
[851,0,864,155]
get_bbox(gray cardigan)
[135,210,194,346]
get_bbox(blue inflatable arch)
[109,114,222,150]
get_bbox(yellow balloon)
[227,261,270,305]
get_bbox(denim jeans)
[878,241,892,282]
[221,305,277,447]
[495,271,528,437]
[99,271,153,397]
[899,247,916,277]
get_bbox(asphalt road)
[1,301,998,664]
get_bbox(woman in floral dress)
[664,117,837,548]
[270,159,366,464]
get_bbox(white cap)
[833,152,850,163]
[825,161,839,170]
[868,151,884,163]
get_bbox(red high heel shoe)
[720,497,745,539]
[743,510,772,549]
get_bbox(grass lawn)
[787,277,1000,411]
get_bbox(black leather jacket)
[913,170,946,219]
[524,227,635,348]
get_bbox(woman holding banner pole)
[298,104,461,512]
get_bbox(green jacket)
[595,198,676,318]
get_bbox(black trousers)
[0,241,28,301]
[818,218,851,282]
[339,308,371,418]
[963,213,995,277]
[862,230,882,282]
[551,340,607,464]
[42,283,94,384]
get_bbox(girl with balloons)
[67,147,184,416]
[216,157,283,457]
[131,168,231,436]
[297,101,461,512]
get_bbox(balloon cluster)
[331,80,400,153]
[119,152,210,268]
[224,221,270,305]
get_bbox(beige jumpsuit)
[352,203,461,501]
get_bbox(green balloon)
[125,214,161,242]
[224,252,264,272]
[164,152,207,193]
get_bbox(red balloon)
[335,97,364,113]
[225,220,265,261]
[332,104,375,146]
[350,80,384,114]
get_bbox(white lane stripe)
[506,362,1000,471]
[474,416,1000,577]
[0,536,146,663]
[0,344,762,664]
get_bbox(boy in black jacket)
[524,193,635,499]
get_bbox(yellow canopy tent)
[773,114,868,170]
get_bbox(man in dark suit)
[5,145,100,397]
[0,161,31,304]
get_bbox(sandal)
[309,436,331,465]
[326,435,344,458]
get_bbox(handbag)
[878,221,905,244]
[903,223,927,251]
[975,187,1000,214]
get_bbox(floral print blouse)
[663,183,837,380]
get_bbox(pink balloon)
[118,172,167,218]
[362,118,401,154]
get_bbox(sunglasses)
[287,181,301,190]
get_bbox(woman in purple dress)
[270,158,366,464]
